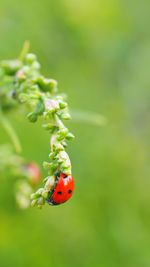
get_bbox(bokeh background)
[0,0,150,266]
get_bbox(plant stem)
[0,111,22,154]
[19,41,30,61]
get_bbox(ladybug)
[48,173,74,205]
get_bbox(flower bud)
[1,59,22,75]
[54,143,64,152]
[61,113,71,120]
[43,161,51,170]
[25,53,37,64]
[22,66,30,75]
[18,93,28,103]
[31,199,37,207]
[35,100,45,115]
[61,166,71,175]
[58,151,71,168]
[49,162,58,171]
[42,123,55,131]
[42,190,49,199]
[62,141,67,147]
[44,79,58,93]
[49,152,55,160]
[16,70,26,81]
[44,99,59,112]
[23,162,41,185]
[32,61,41,70]
[57,128,68,141]
[37,188,44,195]
[27,112,38,122]
[66,132,75,140]
[37,197,45,205]
[59,101,68,109]
[30,85,39,91]
[31,193,36,200]
[45,176,55,190]
[35,76,58,93]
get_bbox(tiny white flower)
[45,99,59,111]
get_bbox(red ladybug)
[48,173,74,205]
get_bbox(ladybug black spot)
[68,189,72,194]
[63,174,68,179]
[57,191,62,195]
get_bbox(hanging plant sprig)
[0,42,75,208]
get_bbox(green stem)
[0,111,22,154]
[19,41,30,61]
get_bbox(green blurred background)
[0,0,150,266]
